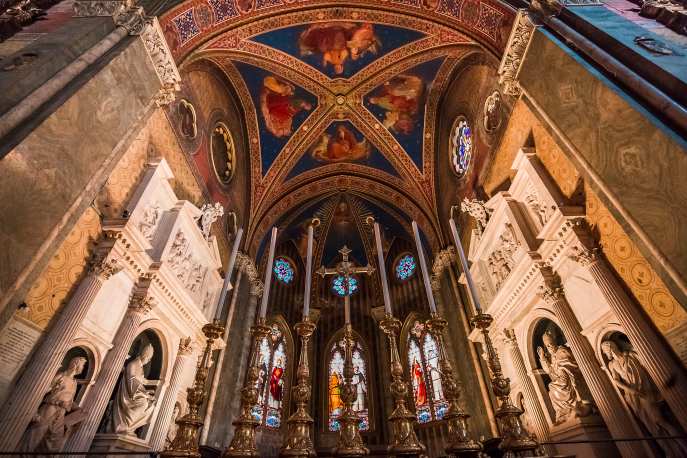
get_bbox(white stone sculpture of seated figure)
[109,343,159,436]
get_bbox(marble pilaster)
[0,248,122,451]
[149,337,194,451]
[503,330,555,456]
[569,239,687,432]
[65,277,156,453]
[537,266,646,458]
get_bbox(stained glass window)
[251,323,288,428]
[274,257,294,284]
[407,320,447,423]
[328,337,369,432]
[395,254,417,281]
[450,117,472,178]
[332,275,358,296]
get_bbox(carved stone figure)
[461,197,492,237]
[168,230,189,271]
[199,202,224,240]
[108,344,159,436]
[483,91,501,133]
[537,330,593,423]
[20,357,88,452]
[165,401,182,448]
[138,203,161,240]
[524,186,554,227]
[487,227,518,289]
[602,340,687,457]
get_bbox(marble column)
[0,251,122,451]
[537,266,646,458]
[65,277,156,453]
[149,336,194,451]
[502,330,554,456]
[570,240,687,432]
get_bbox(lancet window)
[327,336,369,432]
[406,320,447,423]
[252,322,288,428]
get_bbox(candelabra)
[280,318,317,457]
[224,318,271,457]
[471,312,538,456]
[379,314,425,457]
[162,320,224,458]
[426,314,482,458]
[333,324,369,457]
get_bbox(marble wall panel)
[518,28,687,307]
[0,38,161,323]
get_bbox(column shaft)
[539,268,646,458]
[149,338,194,451]
[0,255,120,451]
[65,282,155,453]
[585,255,687,431]
[503,332,554,456]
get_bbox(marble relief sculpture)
[199,202,224,240]
[487,227,518,289]
[20,357,88,452]
[524,185,553,227]
[602,340,687,457]
[537,330,593,424]
[108,344,159,436]
[138,203,161,240]
[167,229,208,293]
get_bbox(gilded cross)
[316,245,375,324]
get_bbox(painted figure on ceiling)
[369,74,424,135]
[260,75,312,138]
[299,22,380,75]
[311,125,370,162]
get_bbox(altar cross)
[316,246,375,324]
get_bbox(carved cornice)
[497,9,536,97]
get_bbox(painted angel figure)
[260,76,312,138]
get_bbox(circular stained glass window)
[273,258,294,284]
[450,116,472,178]
[395,254,417,280]
[332,275,358,296]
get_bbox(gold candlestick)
[426,314,482,458]
[333,324,369,457]
[471,312,538,455]
[224,317,271,457]
[379,314,425,457]
[162,320,224,458]
[280,317,317,457]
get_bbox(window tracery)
[273,257,295,284]
[395,253,417,281]
[252,322,288,428]
[450,116,473,178]
[328,336,369,432]
[406,320,447,423]
[332,275,359,296]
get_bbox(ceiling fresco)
[162,2,516,259]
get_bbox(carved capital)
[497,10,536,96]
[536,265,564,304]
[178,336,194,356]
[114,5,147,35]
[89,254,122,280]
[569,244,600,267]
[129,278,156,315]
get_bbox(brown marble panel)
[518,29,687,306]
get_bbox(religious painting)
[233,61,317,175]
[260,75,313,138]
[285,122,399,180]
[406,320,447,423]
[252,322,289,428]
[328,337,369,431]
[450,115,472,178]
[364,58,444,170]
[368,74,424,135]
[250,23,425,79]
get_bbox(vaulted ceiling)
[160,0,515,266]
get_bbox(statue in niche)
[602,340,687,457]
[20,357,88,452]
[199,202,224,240]
[108,344,159,436]
[537,330,593,424]
[138,203,161,241]
[165,401,183,448]
[483,90,501,133]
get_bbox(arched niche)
[527,317,565,425]
[321,327,374,435]
[96,328,166,440]
[252,314,295,430]
[61,344,97,405]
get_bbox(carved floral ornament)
[497,10,536,97]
